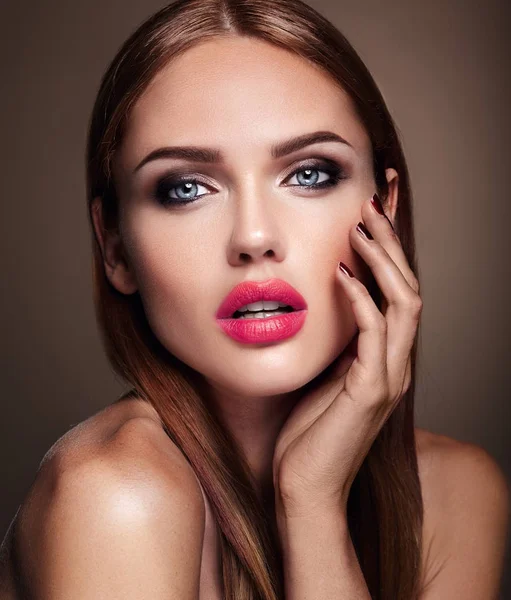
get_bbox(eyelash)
[151,158,348,207]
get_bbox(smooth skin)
[1,35,509,599]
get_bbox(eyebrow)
[132,130,354,174]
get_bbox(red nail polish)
[371,193,385,215]
[339,261,354,277]
[356,222,373,240]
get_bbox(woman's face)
[103,36,393,398]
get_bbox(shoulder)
[415,427,509,522]
[14,401,206,597]
[36,393,165,470]
[27,397,205,520]
[415,427,510,598]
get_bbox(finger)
[361,194,420,294]
[348,220,422,400]
[349,221,422,324]
[337,262,388,401]
[360,194,420,397]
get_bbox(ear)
[90,196,138,295]
[383,168,399,228]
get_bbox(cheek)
[319,214,361,278]
[317,216,371,335]
[122,223,204,337]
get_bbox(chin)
[199,346,345,400]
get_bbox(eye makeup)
[150,156,350,208]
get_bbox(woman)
[1,0,508,598]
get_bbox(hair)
[85,0,424,598]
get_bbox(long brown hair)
[86,0,424,598]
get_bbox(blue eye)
[284,163,344,189]
[154,177,210,205]
[153,159,347,207]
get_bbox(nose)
[226,186,285,266]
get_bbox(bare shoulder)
[36,392,167,471]
[415,427,510,598]
[414,426,509,522]
[10,396,206,599]
[21,393,206,533]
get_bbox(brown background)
[1,0,510,595]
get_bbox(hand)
[272,193,422,518]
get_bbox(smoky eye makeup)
[148,155,351,208]
[282,156,349,188]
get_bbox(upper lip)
[216,278,308,319]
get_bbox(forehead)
[119,36,370,166]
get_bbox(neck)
[195,374,301,499]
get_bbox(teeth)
[236,301,291,313]
[237,310,290,319]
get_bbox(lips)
[216,278,308,320]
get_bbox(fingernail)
[356,222,373,240]
[339,261,354,277]
[370,193,385,215]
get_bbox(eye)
[153,175,211,206]
[283,159,346,191]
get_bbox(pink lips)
[216,278,308,320]
[215,278,308,344]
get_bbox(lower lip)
[216,310,307,344]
